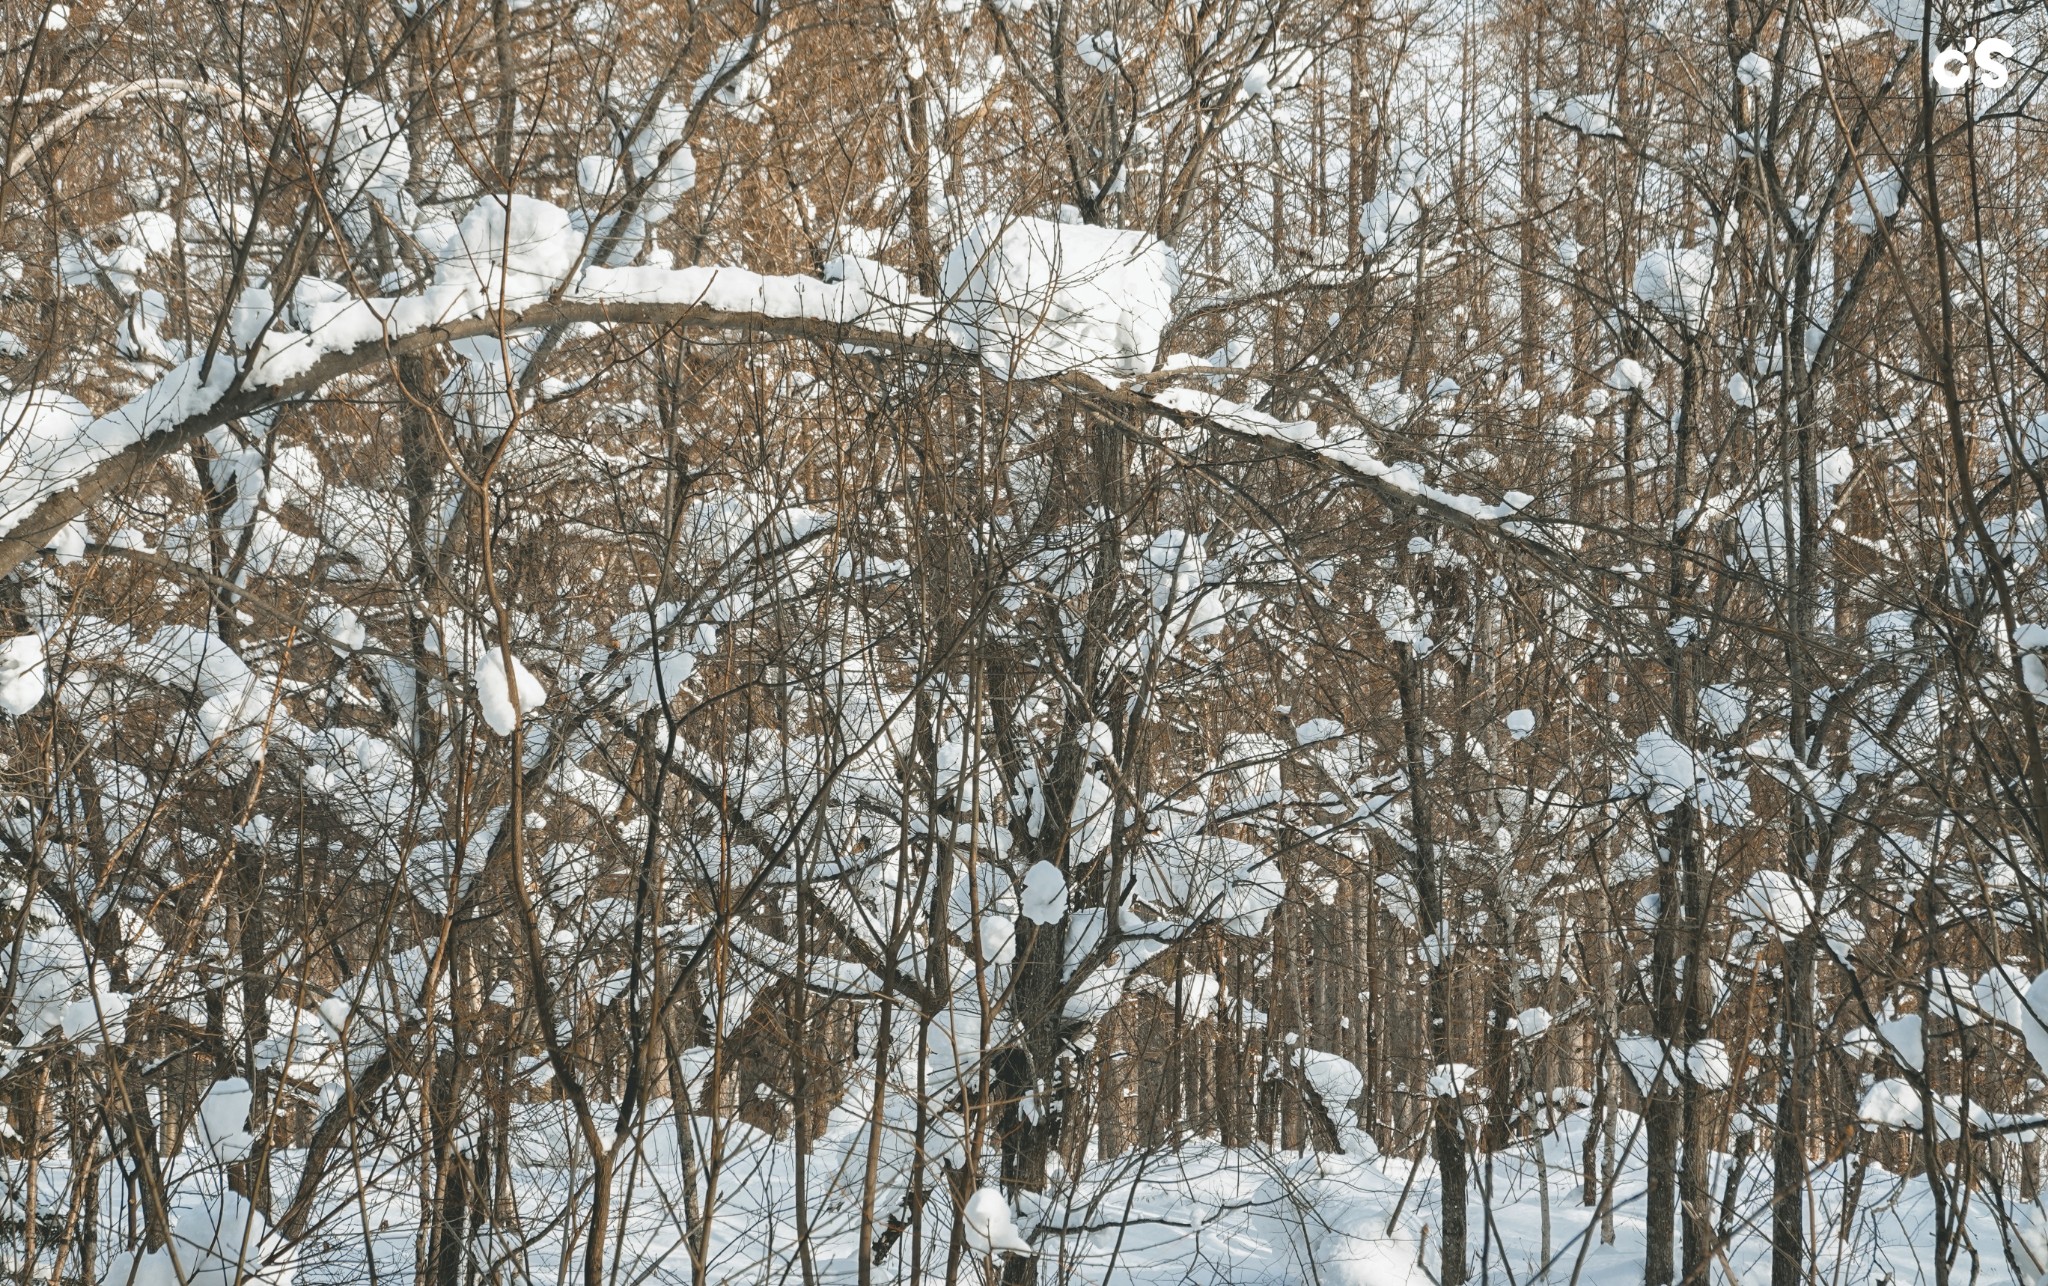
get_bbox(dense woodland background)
[1,0,2047,1284]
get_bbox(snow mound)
[295,90,411,232]
[1301,1048,1364,1119]
[1629,728,1750,825]
[961,1186,1032,1254]
[0,632,47,714]
[1020,859,1069,924]
[171,1189,294,1286]
[0,389,101,533]
[1632,246,1714,330]
[192,1076,255,1160]
[1865,0,1931,43]
[439,195,583,308]
[1731,869,1813,939]
[475,647,547,735]
[942,216,1177,380]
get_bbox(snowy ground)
[246,1105,2020,1286]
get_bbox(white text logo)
[1931,37,2014,90]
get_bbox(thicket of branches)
[2,0,2047,1284]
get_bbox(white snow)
[960,1187,1033,1255]
[1076,31,1121,72]
[1020,859,1069,924]
[1376,584,1427,647]
[2020,413,2048,466]
[2023,971,2048,1078]
[1616,1034,1673,1092]
[1701,683,1748,735]
[1630,728,1749,824]
[1133,818,1285,938]
[475,647,548,735]
[1217,732,1286,809]
[295,90,410,233]
[1849,168,1901,233]
[1147,386,1538,523]
[1215,858,1285,937]
[1632,246,1715,330]
[577,154,618,194]
[1426,1062,1477,1097]
[2,902,123,1051]
[979,914,1017,965]
[308,603,366,652]
[1818,445,1854,489]
[1295,717,1343,745]
[1068,771,1115,866]
[0,632,47,714]
[1538,90,1623,138]
[1967,965,2031,1032]
[1172,972,1221,1023]
[1878,1013,1925,1071]
[821,254,915,308]
[1357,187,1423,255]
[940,216,1177,380]
[1300,1049,1364,1118]
[1606,357,1654,391]
[1866,0,1932,44]
[1686,1039,1731,1089]
[193,1077,255,1160]
[1859,1077,1923,1129]
[439,194,583,308]
[171,1189,292,1286]
[0,376,220,542]
[1504,708,1535,739]
[1730,867,1866,958]
[1866,610,1917,658]
[1242,49,1313,99]
[692,36,786,114]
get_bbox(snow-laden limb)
[0,366,233,546]
[0,199,1549,578]
[1858,1077,2048,1141]
[1145,385,1540,527]
[6,78,283,175]
[569,261,948,337]
[0,287,937,572]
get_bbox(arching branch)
[0,279,1561,577]
[5,79,284,178]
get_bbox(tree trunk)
[1399,647,1465,1286]
[1771,939,1811,1286]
